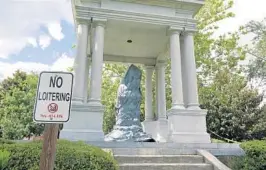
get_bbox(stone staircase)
[112,148,214,170]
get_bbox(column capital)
[92,18,107,28]
[180,32,195,41]
[181,30,196,36]
[156,60,166,68]
[144,65,155,70]
[77,24,89,36]
[76,20,92,26]
[167,26,183,35]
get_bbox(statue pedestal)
[167,109,211,143]
[60,102,104,141]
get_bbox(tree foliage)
[195,0,246,80]
[0,71,44,139]
[199,69,265,141]
[243,18,266,87]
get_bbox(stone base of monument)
[85,141,245,156]
[142,121,157,139]
[60,102,105,141]
[167,109,211,143]
[142,120,169,143]
[155,119,169,142]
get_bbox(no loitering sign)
[33,71,74,123]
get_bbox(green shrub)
[0,140,118,170]
[0,150,10,170]
[232,140,266,170]
[0,138,14,144]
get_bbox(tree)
[234,18,266,141]
[243,18,266,87]
[0,71,44,139]
[199,69,265,141]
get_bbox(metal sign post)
[33,71,73,170]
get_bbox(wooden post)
[39,124,59,170]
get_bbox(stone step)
[115,155,204,164]
[119,163,213,170]
[112,148,197,155]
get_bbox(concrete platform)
[115,155,204,163]
[85,141,245,156]
[119,163,213,170]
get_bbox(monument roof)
[70,0,205,64]
[72,0,205,19]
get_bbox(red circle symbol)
[47,103,58,113]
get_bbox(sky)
[0,0,266,81]
[215,0,266,36]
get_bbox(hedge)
[231,140,266,170]
[0,140,118,170]
[0,150,10,170]
[0,138,15,144]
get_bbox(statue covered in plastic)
[105,64,155,142]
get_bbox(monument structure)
[60,0,211,143]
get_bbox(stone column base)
[142,119,169,143]
[60,102,104,141]
[167,109,211,143]
[142,120,156,137]
[155,119,169,142]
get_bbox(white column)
[155,68,159,120]
[89,20,106,105]
[73,24,89,102]
[180,37,187,107]
[155,62,168,142]
[166,32,211,143]
[144,66,154,121]
[84,56,90,102]
[156,61,167,120]
[169,30,185,109]
[183,32,200,110]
